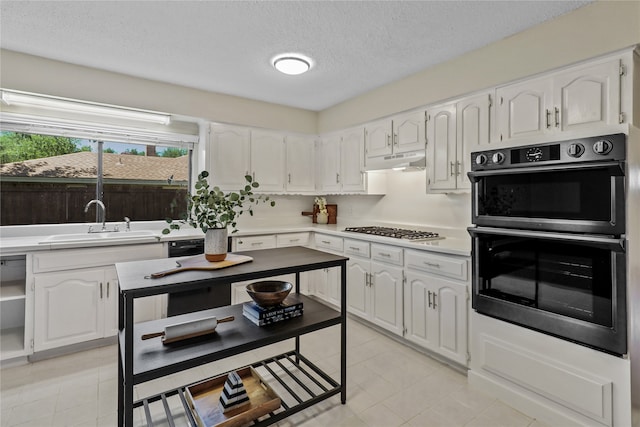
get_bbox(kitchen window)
[0,130,193,226]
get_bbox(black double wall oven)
[468,134,627,355]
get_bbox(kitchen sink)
[39,230,158,244]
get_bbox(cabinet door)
[209,124,251,189]
[393,110,425,153]
[426,103,457,191]
[456,94,490,190]
[365,119,392,158]
[432,275,468,366]
[554,59,621,134]
[103,267,119,337]
[251,130,285,192]
[34,269,104,351]
[317,135,341,192]
[495,76,553,143]
[347,258,369,319]
[341,128,366,192]
[370,262,403,336]
[285,135,315,192]
[403,272,438,349]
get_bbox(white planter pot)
[205,228,228,262]
[316,212,328,224]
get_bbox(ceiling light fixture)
[0,90,171,125]
[272,54,312,75]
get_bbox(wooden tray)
[185,366,281,427]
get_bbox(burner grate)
[344,226,440,240]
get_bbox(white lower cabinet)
[31,243,165,352]
[345,240,403,336]
[403,271,467,365]
[34,267,117,351]
[404,249,469,366]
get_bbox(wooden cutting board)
[149,254,253,278]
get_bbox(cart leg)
[341,260,347,404]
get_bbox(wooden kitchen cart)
[116,247,348,427]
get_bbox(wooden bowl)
[246,281,293,307]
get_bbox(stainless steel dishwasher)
[166,238,232,316]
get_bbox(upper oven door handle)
[467,226,626,252]
[467,160,625,182]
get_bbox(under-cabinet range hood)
[365,150,426,171]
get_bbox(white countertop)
[0,221,471,257]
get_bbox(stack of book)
[242,296,303,326]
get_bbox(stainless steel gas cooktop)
[344,226,443,241]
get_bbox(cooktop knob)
[475,154,488,165]
[567,142,584,157]
[593,139,612,155]
[491,152,505,164]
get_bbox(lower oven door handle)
[467,226,626,252]
[467,160,625,182]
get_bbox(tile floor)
[0,319,549,427]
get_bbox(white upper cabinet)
[209,124,251,189]
[495,57,624,145]
[364,119,393,158]
[285,134,315,193]
[365,110,425,162]
[393,110,426,153]
[209,124,293,193]
[456,93,491,190]
[426,102,457,191]
[317,133,342,193]
[340,127,366,192]
[317,127,370,194]
[250,129,285,192]
[427,94,491,193]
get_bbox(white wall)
[330,171,471,230]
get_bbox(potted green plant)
[163,171,274,261]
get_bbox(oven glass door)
[469,162,625,234]
[469,227,627,355]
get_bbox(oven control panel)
[470,133,626,170]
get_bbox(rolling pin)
[141,315,234,343]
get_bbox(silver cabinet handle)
[238,240,243,244]
[423,261,440,268]
[379,253,391,257]
[546,109,552,128]
[336,173,340,183]
[251,242,263,246]
[428,290,432,308]
[349,246,360,251]
[394,133,398,146]
[100,282,103,299]
[288,173,291,183]
[456,161,461,176]
[450,162,456,176]
[107,282,110,298]
[555,107,560,128]
[387,134,391,147]
[321,240,331,244]
[289,238,300,242]
[433,292,437,309]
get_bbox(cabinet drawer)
[235,235,277,251]
[371,244,403,266]
[32,244,165,273]
[344,239,370,258]
[405,249,468,281]
[276,232,310,248]
[314,234,343,252]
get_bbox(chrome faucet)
[84,199,106,232]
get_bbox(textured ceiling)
[0,1,592,111]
